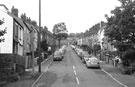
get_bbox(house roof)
[0,4,9,10]
[23,21,33,32]
[8,12,25,28]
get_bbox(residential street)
[3,46,135,87]
[34,46,123,87]
[2,1,135,87]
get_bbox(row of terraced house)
[0,5,57,74]
[77,22,117,63]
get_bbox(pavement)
[3,56,135,87]
[100,62,135,87]
[3,55,53,87]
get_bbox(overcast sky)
[1,0,120,33]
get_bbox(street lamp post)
[38,0,41,72]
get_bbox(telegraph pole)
[30,30,35,76]
[38,0,41,72]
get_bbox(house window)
[15,24,18,38]
[19,27,21,40]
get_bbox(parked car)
[83,55,93,63]
[85,57,100,68]
[53,51,63,61]
[59,45,66,59]
[82,51,90,63]
[77,49,83,58]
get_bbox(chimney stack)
[31,20,37,26]
[21,13,27,21]
[26,17,31,24]
[44,26,48,31]
[11,6,18,17]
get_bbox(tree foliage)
[104,0,135,69]
[93,44,101,51]
[105,0,135,51]
[53,22,68,48]
[40,39,48,52]
[0,19,6,42]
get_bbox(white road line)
[31,60,53,87]
[73,65,77,76]
[101,68,128,87]
[73,65,80,86]
[73,65,75,70]
[76,77,80,85]
[74,70,77,75]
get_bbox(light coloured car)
[77,49,83,58]
[53,51,63,61]
[81,51,90,63]
[59,45,66,59]
[83,55,93,62]
[86,57,100,68]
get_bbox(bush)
[119,50,135,74]
[7,72,20,82]
[122,50,135,67]
[121,66,135,75]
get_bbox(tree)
[0,19,6,42]
[92,44,101,56]
[105,0,135,48]
[104,0,135,68]
[53,22,68,48]
[40,39,48,52]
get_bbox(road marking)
[73,65,80,86]
[31,60,53,87]
[74,70,77,75]
[101,68,128,87]
[73,65,77,75]
[76,77,80,85]
[73,65,75,70]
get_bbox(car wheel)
[53,59,56,61]
[85,64,88,68]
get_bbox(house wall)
[97,26,105,49]
[0,10,13,53]
[13,21,24,56]
[23,25,31,54]
[33,28,38,51]
[97,26,117,52]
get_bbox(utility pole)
[52,33,54,57]
[30,30,35,76]
[38,0,41,72]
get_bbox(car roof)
[54,51,60,54]
[82,51,89,54]
[89,57,98,60]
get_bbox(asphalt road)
[34,46,123,87]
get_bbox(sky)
[1,0,120,33]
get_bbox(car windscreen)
[84,55,91,58]
[54,51,61,56]
[89,58,99,62]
